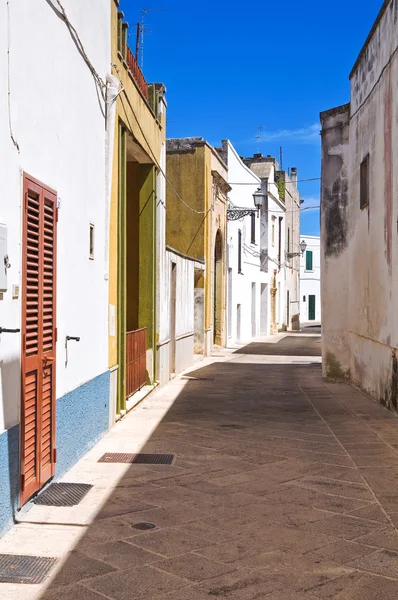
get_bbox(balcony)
[125,45,149,101]
[118,12,149,101]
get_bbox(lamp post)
[286,239,307,259]
[227,188,265,221]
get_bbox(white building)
[241,153,301,335]
[300,236,321,326]
[219,142,293,344]
[0,0,111,534]
[320,0,398,410]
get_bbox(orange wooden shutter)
[21,175,57,505]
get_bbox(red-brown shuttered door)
[21,174,57,505]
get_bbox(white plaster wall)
[284,174,301,330]
[163,249,202,379]
[345,0,398,405]
[0,0,111,432]
[268,194,286,330]
[226,142,270,344]
[300,236,321,326]
[156,116,169,386]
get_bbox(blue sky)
[120,0,383,236]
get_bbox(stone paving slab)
[2,335,398,599]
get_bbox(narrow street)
[3,332,398,599]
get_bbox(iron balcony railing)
[125,45,149,101]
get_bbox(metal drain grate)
[0,554,57,584]
[98,453,175,465]
[34,483,93,507]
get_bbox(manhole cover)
[218,424,247,429]
[132,522,157,531]
[34,483,93,507]
[0,554,57,584]
[98,453,175,465]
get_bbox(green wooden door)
[308,295,316,321]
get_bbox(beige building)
[320,0,398,410]
[166,138,230,356]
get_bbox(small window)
[250,212,256,244]
[89,223,95,259]
[238,229,242,273]
[303,296,306,302]
[305,250,313,271]
[271,222,275,247]
[360,154,369,209]
[287,228,290,253]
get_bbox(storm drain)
[98,453,175,465]
[0,554,57,584]
[33,483,93,507]
[132,522,157,531]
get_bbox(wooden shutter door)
[308,295,316,321]
[21,174,57,505]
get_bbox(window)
[271,217,275,246]
[287,228,290,253]
[250,212,256,244]
[303,295,306,302]
[238,229,242,273]
[89,223,95,259]
[305,250,313,271]
[360,154,369,209]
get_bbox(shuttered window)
[250,212,255,244]
[306,250,313,271]
[360,154,369,209]
[238,229,242,273]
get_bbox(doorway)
[251,282,256,338]
[213,229,223,345]
[309,295,316,321]
[21,174,57,505]
[227,267,232,339]
[170,262,177,375]
[260,283,268,335]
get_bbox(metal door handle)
[0,327,20,334]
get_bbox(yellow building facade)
[109,1,166,417]
[166,138,229,355]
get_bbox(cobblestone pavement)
[3,333,398,599]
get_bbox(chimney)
[253,153,263,159]
[291,167,298,187]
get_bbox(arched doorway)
[214,229,223,345]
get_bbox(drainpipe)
[104,74,120,281]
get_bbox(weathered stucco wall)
[166,142,206,260]
[320,104,351,380]
[321,0,398,410]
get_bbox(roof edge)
[349,0,391,80]
[320,103,350,121]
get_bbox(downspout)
[104,74,120,281]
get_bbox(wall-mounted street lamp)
[227,188,265,221]
[286,239,307,259]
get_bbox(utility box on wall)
[0,224,8,292]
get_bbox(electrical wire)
[116,70,320,217]
[228,178,321,185]
[118,89,212,216]
[48,0,107,100]
[350,40,398,122]
[7,0,19,152]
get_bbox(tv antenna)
[140,8,166,70]
[255,124,263,153]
